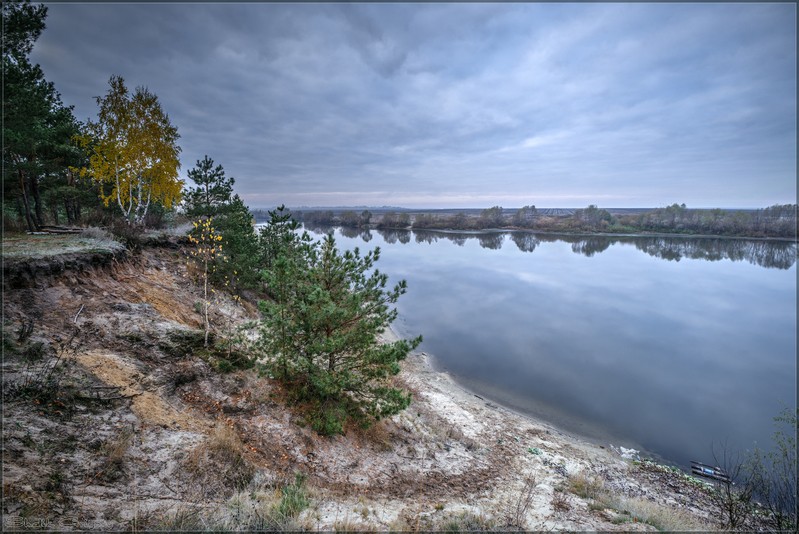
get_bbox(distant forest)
[252,204,798,240]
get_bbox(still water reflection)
[303,225,797,468]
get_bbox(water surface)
[303,225,797,468]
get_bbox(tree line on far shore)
[260,204,797,239]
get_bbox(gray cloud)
[31,3,796,208]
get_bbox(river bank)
[2,234,722,531]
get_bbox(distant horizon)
[247,203,796,212]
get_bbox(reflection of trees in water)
[303,223,332,235]
[376,229,411,244]
[413,230,493,246]
[477,233,504,250]
[413,230,478,246]
[413,230,439,244]
[304,223,372,242]
[445,234,468,247]
[633,238,797,270]
[340,226,360,239]
[569,237,611,257]
[533,234,795,269]
[340,226,373,241]
[510,233,540,253]
[308,224,796,269]
[747,242,797,269]
[535,234,611,256]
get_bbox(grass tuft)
[148,474,310,532]
[567,471,604,500]
[441,511,495,532]
[597,493,709,531]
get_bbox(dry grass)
[98,428,133,481]
[143,221,193,238]
[148,504,207,531]
[438,510,495,532]
[564,470,709,530]
[567,471,605,500]
[333,514,377,532]
[80,226,115,242]
[151,476,312,532]
[387,516,412,532]
[359,420,395,452]
[443,423,479,451]
[184,423,255,497]
[2,232,123,259]
[596,493,710,531]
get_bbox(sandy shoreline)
[383,323,648,461]
[367,325,716,530]
[383,322,615,458]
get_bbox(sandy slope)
[2,241,718,531]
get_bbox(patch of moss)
[159,329,208,357]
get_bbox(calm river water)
[301,225,796,469]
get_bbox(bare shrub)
[501,474,537,528]
[707,442,756,530]
[748,408,798,532]
[551,489,571,513]
[5,324,96,412]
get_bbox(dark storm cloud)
[31,3,796,208]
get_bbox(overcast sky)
[31,2,796,209]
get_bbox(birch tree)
[187,218,226,346]
[77,75,182,225]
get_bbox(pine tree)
[184,156,260,290]
[3,1,83,231]
[183,155,235,218]
[257,211,421,435]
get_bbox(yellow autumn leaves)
[74,75,182,225]
[186,218,230,346]
[187,218,227,262]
